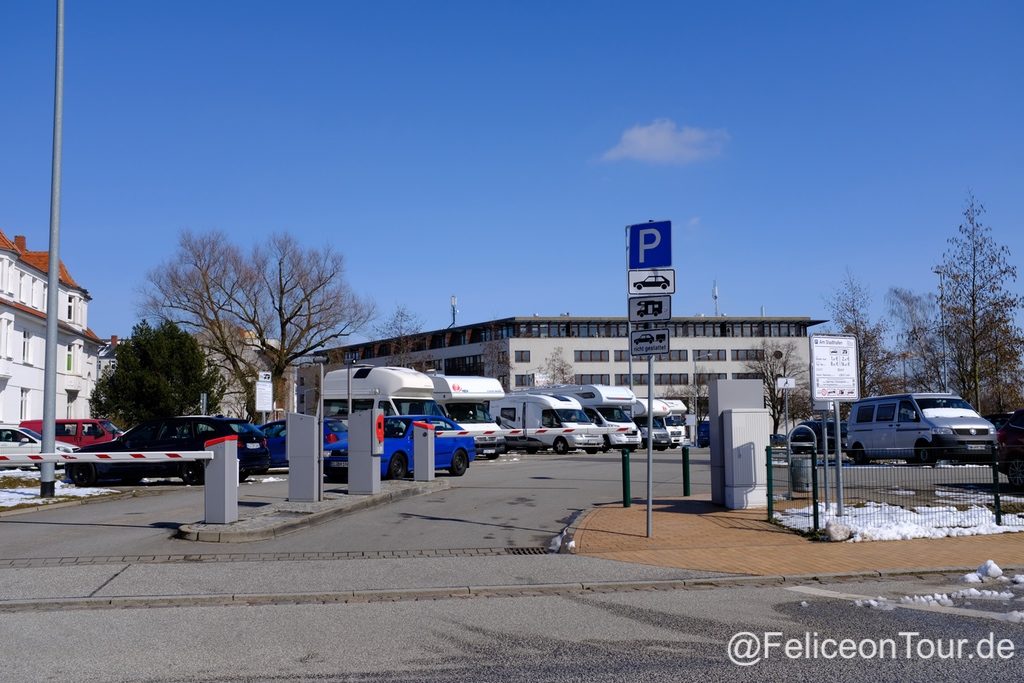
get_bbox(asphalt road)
[0,448,708,559]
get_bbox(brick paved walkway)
[573,495,1024,576]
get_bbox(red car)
[995,409,1024,488]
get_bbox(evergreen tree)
[91,321,225,427]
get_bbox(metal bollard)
[621,449,632,508]
[682,446,691,497]
[765,446,773,521]
[811,448,820,533]
[992,449,1003,526]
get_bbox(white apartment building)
[0,232,101,422]
[296,315,824,415]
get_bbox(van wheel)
[181,462,205,486]
[1007,459,1024,488]
[69,464,97,487]
[553,437,570,455]
[525,446,539,454]
[851,446,867,466]
[914,441,934,464]
[387,452,408,480]
[449,449,469,477]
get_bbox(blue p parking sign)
[628,221,672,269]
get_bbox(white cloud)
[602,119,729,165]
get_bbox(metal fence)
[767,446,1024,539]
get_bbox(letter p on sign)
[628,221,672,269]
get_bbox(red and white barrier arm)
[430,426,630,438]
[0,451,214,466]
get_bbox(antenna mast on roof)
[448,295,458,328]
[712,281,719,316]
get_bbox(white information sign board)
[809,334,860,401]
[256,373,274,413]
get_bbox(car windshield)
[227,421,264,436]
[555,409,591,424]
[445,402,494,424]
[99,420,123,435]
[597,406,633,423]
[394,399,446,417]
[21,428,42,440]
[915,397,975,412]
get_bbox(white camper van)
[322,366,445,420]
[532,384,641,451]
[661,398,689,447]
[631,398,673,451]
[429,374,506,459]
[492,392,603,455]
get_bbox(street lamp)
[933,267,948,391]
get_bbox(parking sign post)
[626,220,673,539]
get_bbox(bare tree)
[887,287,944,391]
[742,340,810,434]
[938,193,1024,412]
[827,270,901,398]
[481,340,512,390]
[536,346,575,385]
[373,304,424,369]
[142,230,374,419]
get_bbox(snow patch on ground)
[901,593,954,607]
[854,598,896,611]
[961,560,1005,583]
[775,502,1024,542]
[0,468,117,507]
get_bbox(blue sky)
[2,1,1021,341]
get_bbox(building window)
[444,355,483,376]
[731,349,764,361]
[654,373,689,385]
[66,345,74,372]
[574,350,609,362]
[614,350,629,362]
[694,349,726,362]
[694,372,728,384]
[21,331,31,365]
[732,372,763,380]
[614,373,648,386]
[514,350,530,363]
[20,388,29,420]
[653,350,688,362]
[575,374,610,385]
[514,374,535,387]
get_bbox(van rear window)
[875,403,896,421]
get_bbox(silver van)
[846,393,996,464]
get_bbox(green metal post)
[765,446,773,521]
[621,449,632,507]
[811,448,820,533]
[992,449,1003,526]
[682,446,691,497]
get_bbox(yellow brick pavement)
[573,495,1024,576]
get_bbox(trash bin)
[790,455,812,493]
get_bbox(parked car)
[788,420,848,456]
[0,425,77,468]
[19,418,122,449]
[996,409,1024,488]
[69,416,270,486]
[259,417,348,470]
[985,413,1014,432]
[324,415,475,483]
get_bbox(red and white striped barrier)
[423,426,633,438]
[0,451,213,465]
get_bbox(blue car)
[259,418,349,471]
[324,415,475,482]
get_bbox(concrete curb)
[1,564,1016,613]
[176,479,452,542]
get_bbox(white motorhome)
[661,398,689,447]
[631,398,673,450]
[531,384,641,451]
[429,374,506,459]
[492,392,603,455]
[322,366,445,420]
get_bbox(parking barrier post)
[413,421,436,482]
[992,450,1003,526]
[682,446,691,497]
[621,449,632,507]
[204,436,238,524]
